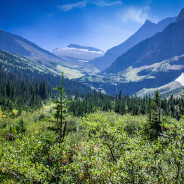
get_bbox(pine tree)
[147,94,152,123]
[118,90,122,100]
[52,72,70,143]
[149,91,162,139]
[169,95,175,117]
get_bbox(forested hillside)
[0,70,48,113]
[0,50,92,115]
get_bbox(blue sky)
[0,0,184,52]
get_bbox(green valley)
[0,3,184,183]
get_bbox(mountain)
[79,9,184,96]
[0,50,92,95]
[89,17,176,71]
[0,29,62,65]
[0,29,97,79]
[0,50,56,77]
[105,10,184,73]
[136,73,184,98]
[177,8,184,21]
[79,54,184,95]
[67,44,103,52]
[53,44,104,62]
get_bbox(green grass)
[56,65,85,79]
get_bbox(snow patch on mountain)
[53,45,104,61]
[175,72,184,86]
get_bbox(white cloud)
[58,1,88,12]
[58,0,122,12]
[120,6,150,24]
[93,0,122,7]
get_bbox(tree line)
[0,69,91,115]
[0,70,49,113]
[69,90,184,120]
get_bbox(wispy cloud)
[119,6,150,24]
[58,1,88,12]
[58,0,122,12]
[93,0,122,7]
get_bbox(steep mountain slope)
[0,29,95,78]
[0,50,92,95]
[0,50,57,77]
[79,54,184,95]
[79,9,184,96]
[136,73,184,98]
[0,29,62,64]
[105,10,184,73]
[53,44,104,61]
[89,17,175,71]
[177,8,184,21]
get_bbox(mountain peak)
[140,20,155,28]
[176,8,184,21]
[68,44,81,48]
[144,19,153,24]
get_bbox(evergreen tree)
[118,90,122,100]
[149,91,162,139]
[147,94,152,123]
[169,95,175,117]
[52,72,70,143]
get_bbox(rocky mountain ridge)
[89,16,176,71]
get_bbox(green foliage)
[15,119,26,134]
[0,87,184,183]
[145,91,184,139]
[69,91,184,121]
[0,70,51,113]
[0,108,184,183]
[148,91,162,139]
[0,50,93,115]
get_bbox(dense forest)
[0,70,48,112]
[0,50,92,112]
[69,90,184,120]
[0,69,92,114]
